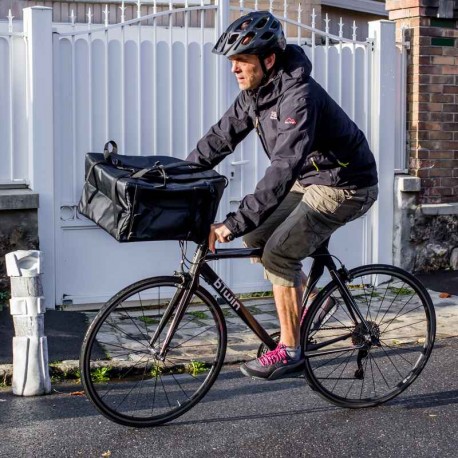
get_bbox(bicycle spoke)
[82,278,225,426]
[304,266,435,407]
[100,318,151,351]
[380,318,427,335]
[378,341,418,366]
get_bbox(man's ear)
[264,53,276,71]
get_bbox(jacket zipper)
[254,110,269,156]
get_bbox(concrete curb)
[1,290,457,387]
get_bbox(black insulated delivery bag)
[77,141,227,243]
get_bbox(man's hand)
[208,223,233,253]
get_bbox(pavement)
[0,269,457,385]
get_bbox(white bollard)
[5,250,51,396]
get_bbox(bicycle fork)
[148,245,207,359]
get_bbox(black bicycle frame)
[153,241,371,359]
[201,256,278,351]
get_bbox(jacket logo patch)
[285,117,297,125]
[270,111,278,120]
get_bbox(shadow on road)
[390,389,458,409]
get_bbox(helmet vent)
[227,33,239,45]
[255,17,269,29]
[241,32,255,45]
[260,31,274,41]
[238,19,252,31]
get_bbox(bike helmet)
[213,11,286,58]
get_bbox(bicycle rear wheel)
[303,265,436,408]
[80,276,227,427]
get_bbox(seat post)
[302,239,335,307]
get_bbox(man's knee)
[262,247,302,288]
[243,231,264,249]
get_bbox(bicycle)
[80,238,436,427]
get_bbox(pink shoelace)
[258,343,289,367]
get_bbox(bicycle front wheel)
[303,265,436,408]
[80,276,227,427]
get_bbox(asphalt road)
[1,337,458,458]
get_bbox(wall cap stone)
[418,203,458,215]
[397,175,421,192]
[0,189,39,210]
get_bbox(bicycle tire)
[302,264,436,408]
[80,276,227,427]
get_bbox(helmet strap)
[259,54,274,85]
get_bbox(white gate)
[0,3,400,308]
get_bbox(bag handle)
[103,141,118,162]
[131,161,209,180]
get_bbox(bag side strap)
[130,163,167,182]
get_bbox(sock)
[285,345,301,361]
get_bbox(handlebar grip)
[227,234,234,242]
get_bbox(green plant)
[239,290,273,299]
[188,360,208,376]
[389,287,413,296]
[138,316,160,325]
[222,307,234,318]
[48,363,81,383]
[188,310,208,320]
[0,290,10,310]
[150,364,162,378]
[91,366,111,383]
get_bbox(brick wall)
[387,0,458,204]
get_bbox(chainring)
[257,331,281,358]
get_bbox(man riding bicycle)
[187,11,378,380]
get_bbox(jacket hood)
[254,44,312,106]
[281,44,312,80]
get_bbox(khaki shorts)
[243,182,378,287]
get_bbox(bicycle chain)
[317,325,354,331]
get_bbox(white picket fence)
[0,3,405,307]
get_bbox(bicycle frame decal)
[212,277,241,311]
[200,263,277,350]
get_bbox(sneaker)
[240,343,304,380]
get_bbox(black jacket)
[187,45,378,238]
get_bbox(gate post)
[215,0,232,283]
[215,0,231,119]
[23,7,55,308]
[368,20,397,265]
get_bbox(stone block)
[418,203,458,215]
[12,336,51,396]
[399,176,422,192]
[451,247,458,270]
[10,276,43,298]
[5,250,42,277]
[9,296,46,316]
[0,189,38,211]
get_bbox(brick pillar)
[386,0,458,204]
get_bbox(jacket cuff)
[223,213,241,238]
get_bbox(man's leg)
[240,184,378,380]
[273,284,302,347]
